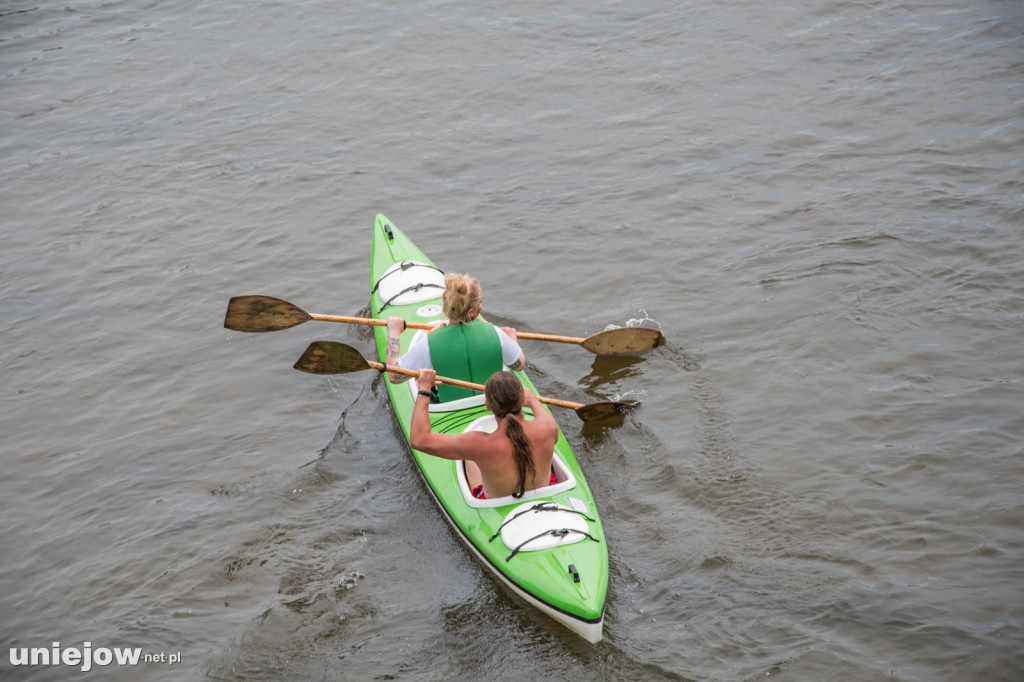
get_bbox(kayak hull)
[368,214,608,642]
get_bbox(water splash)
[603,308,663,332]
[610,387,648,404]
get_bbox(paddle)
[224,295,665,354]
[293,340,637,423]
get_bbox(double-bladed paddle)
[225,295,665,355]
[293,341,637,423]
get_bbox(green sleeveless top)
[427,320,502,402]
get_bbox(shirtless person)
[409,368,558,499]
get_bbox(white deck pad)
[498,502,592,552]
[375,261,445,308]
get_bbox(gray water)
[2,1,1022,680]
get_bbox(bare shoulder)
[525,412,558,442]
[529,404,558,428]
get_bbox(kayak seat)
[457,415,577,508]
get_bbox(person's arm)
[409,369,485,459]
[499,326,526,371]
[386,317,409,383]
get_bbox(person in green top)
[386,273,525,402]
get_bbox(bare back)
[408,371,559,499]
[469,413,557,498]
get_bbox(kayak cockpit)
[456,415,577,508]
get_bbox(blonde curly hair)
[442,273,482,323]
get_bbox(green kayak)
[369,214,608,643]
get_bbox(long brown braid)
[485,372,535,498]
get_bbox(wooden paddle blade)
[293,341,373,375]
[224,295,312,332]
[579,327,665,354]
[574,400,639,422]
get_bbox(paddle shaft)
[225,296,664,354]
[369,359,587,411]
[309,312,588,345]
